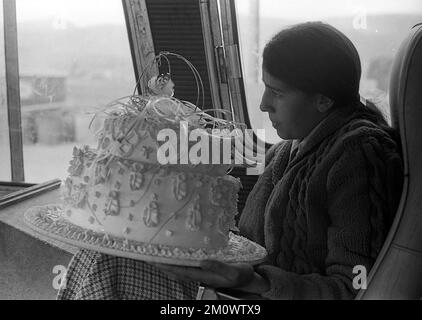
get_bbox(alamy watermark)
[52,265,67,290]
[156,121,266,175]
[353,265,368,290]
[353,6,368,30]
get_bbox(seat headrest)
[389,23,422,176]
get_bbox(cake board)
[23,204,267,267]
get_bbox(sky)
[16,0,126,27]
[236,0,422,19]
[16,0,422,28]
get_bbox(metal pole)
[251,0,260,83]
[3,0,24,182]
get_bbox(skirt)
[57,249,200,300]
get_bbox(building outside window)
[16,0,135,183]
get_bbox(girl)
[58,22,403,300]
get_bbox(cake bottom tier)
[63,154,241,250]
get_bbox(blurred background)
[2,0,421,182]
[14,0,135,182]
[236,0,422,143]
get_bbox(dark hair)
[262,21,390,130]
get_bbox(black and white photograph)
[0,0,421,304]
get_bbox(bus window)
[235,0,422,144]
[16,0,135,183]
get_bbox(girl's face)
[260,68,324,140]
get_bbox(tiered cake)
[62,95,242,252]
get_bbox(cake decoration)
[104,191,120,216]
[94,160,111,185]
[216,210,229,238]
[129,171,144,191]
[69,183,87,209]
[143,194,160,227]
[172,172,188,201]
[68,147,85,176]
[186,195,202,232]
[118,129,140,158]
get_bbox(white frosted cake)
[61,93,242,252]
[24,58,267,265]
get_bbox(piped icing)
[62,141,241,250]
[61,71,243,252]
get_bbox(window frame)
[207,0,270,154]
[122,0,158,94]
[3,0,24,182]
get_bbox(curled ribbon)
[85,51,259,170]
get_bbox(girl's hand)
[153,260,269,295]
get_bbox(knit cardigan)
[239,106,403,300]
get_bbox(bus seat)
[357,22,422,299]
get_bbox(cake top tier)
[89,73,245,176]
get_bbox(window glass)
[235,0,422,144]
[16,0,135,182]
[0,0,12,181]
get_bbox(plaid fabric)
[57,249,200,300]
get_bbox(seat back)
[357,23,422,299]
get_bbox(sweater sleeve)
[254,138,400,299]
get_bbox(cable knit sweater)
[239,106,403,300]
